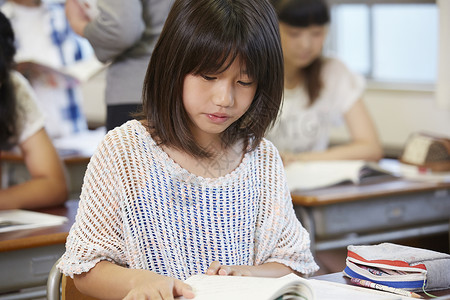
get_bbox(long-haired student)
[267,0,383,165]
[57,0,319,299]
[0,11,67,210]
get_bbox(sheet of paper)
[178,274,313,300]
[176,274,413,300]
[309,279,411,300]
[0,209,68,233]
[285,160,365,191]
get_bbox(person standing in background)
[267,0,383,165]
[1,0,93,140]
[65,0,174,131]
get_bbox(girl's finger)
[159,288,174,300]
[206,261,221,274]
[218,266,231,275]
[173,279,195,299]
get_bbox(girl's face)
[279,22,328,69]
[183,58,256,144]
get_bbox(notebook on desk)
[0,209,68,233]
[285,160,395,191]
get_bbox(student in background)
[0,11,67,210]
[57,0,318,298]
[267,0,383,165]
[1,0,93,140]
[65,0,174,131]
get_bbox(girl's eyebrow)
[240,69,250,75]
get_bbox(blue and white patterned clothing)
[58,120,319,279]
[1,2,93,139]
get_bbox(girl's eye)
[311,30,324,37]
[202,75,216,81]
[238,80,254,87]
[286,28,302,38]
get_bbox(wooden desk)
[313,272,450,299]
[292,177,450,252]
[0,200,78,299]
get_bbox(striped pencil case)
[343,242,450,292]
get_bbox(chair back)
[47,258,98,300]
[47,258,63,300]
[62,275,99,300]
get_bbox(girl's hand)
[65,0,90,36]
[123,270,195,300]
[206,261,253,276]
[281,152,304,166]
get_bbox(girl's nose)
[212,82,234,107]
[297,34,312,50]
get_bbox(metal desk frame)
[0,200,78,300]
[292,177,450,253]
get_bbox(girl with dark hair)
[0,11,67,209]
[57,0,318,298]
[267,0,383,164]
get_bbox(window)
[326,0,438,85]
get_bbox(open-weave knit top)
[58,120,319,279]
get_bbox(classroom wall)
[330,89,450,157]
[80,0,450,156]
[330,0,450,156]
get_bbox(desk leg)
[294,206,316,255]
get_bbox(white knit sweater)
[58,120,319,279]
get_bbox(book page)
[285,160,394,191]
[177,274,413,300]
[0,209,68,233]
[16,57,106,84]
[179,274,314,300]
[381,159,450,183]
[63,57,106,82]
[308,279,412,300]
[285,160,366,191]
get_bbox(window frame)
[326,0,437,92]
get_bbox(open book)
[15,57,106,87]
[0,209,68,233]
[180,273,313,300]
[285,160,393,191]
[178,273,414,300]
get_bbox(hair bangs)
[184,9,252,78]
[277,0,330,27]
[189,43,238,77]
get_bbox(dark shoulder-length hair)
[271,0,330,106]
[140,0,284,158]
[0,11,18,150]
